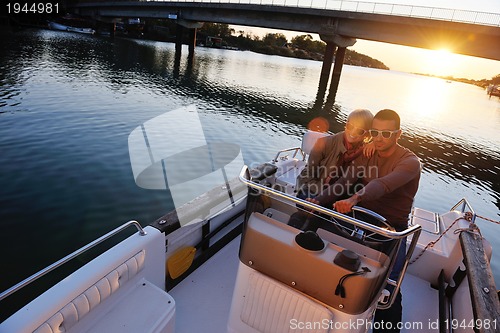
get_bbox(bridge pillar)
[327,46,347,102]
[319,34,356,105]
[175,19,203,59]
[175,24,184,55]
[188,28,197,58]
[317,42,336,102]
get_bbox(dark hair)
[374,109,400,129]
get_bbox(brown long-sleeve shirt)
[315,144,421,230]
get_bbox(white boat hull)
[48,21,95,35]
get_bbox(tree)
[262,33,288,47]
[491,74,500,85]
[200,23,234,38]
[291,34,313,49]
[291,34,325,54]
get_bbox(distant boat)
[48,21,95,35]
[487,84,500,97]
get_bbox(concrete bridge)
[69,1,500,103]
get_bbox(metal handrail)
[144,0,500,27]
[379,225,421,309]
[272,146,305,163]
[0,220,147,302]
[450,198,477,224]
[239,165,420,239]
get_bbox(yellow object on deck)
[167,246,197,279]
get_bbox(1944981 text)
[6,3,59,14]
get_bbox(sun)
[435,48,454,63]
[423,48,459,77]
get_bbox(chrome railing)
[0,220,147,302]
[272,146,305,163]
[451,198,477,224]
[145,0,500,27]
[239,164,422,309]
[239,165,420,239]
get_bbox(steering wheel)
[331,206,394,242]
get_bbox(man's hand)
[302,197,320,212]
[333,195,359,213]
[305,197,320,205]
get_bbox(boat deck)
[170,236,241,333]
[170,235,439,333]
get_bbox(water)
[1,28,499,315]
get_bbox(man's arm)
[314,162,360,208]
[334,155,421,213]
[357,155,421,202]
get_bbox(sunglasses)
[345,123,367,137]
[369,129,400,139]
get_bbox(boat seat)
[33,250,147,333]
[32,250,175,333]
[301,130,330,156]
[273,131,329,194]
[228,265,335,333]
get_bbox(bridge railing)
[148,0,500,27]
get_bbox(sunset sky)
[231,0,500,80]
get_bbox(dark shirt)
[315,144,421,231]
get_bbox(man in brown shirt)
[314,109,421,231]
[312,109,421,333]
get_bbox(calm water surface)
[1,28,499,316]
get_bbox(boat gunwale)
[0,220,147,303]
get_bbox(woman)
[296,108,374,200]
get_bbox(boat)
[0,106,499,333]
[487,84,500,97]
[48,21,95,35]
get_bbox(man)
[313,109,421,333]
